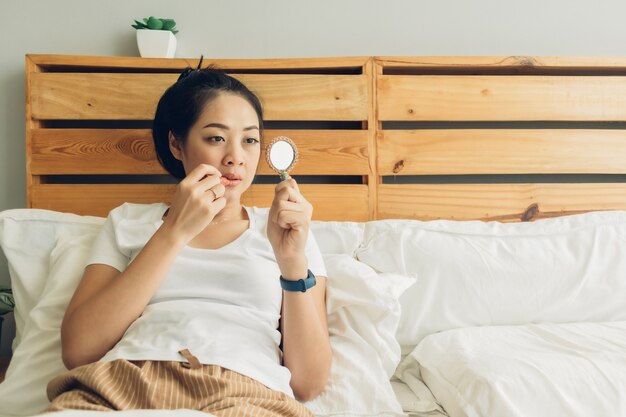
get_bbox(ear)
[168,131,183,161]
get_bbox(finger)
[271,198,306,224]
[274,178,299,193]
[203,192,226,210]
[204,183,226,199]
[184,163,222,184]
[271,187,305,223]
[196,174,223,193]
[274,178,299,194]
[271,190,301,224]
[204,196,227,221]
[277,200,306,214]
[209,184,226,199]
[212,195,227,211]
[274,186,291,202]
[277,210,307,231]
[286,186,303,203]
[275,185,302,204]
[290,178,300,193]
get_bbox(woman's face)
[169,92,261,203]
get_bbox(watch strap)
[280,269,316,292]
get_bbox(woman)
[44,61,332,416]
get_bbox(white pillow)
[311,220,364,256]
[0,231,99,416]
[304,254,414,417]
[355,210,626,356]
[0,209,104,349]
[396,322,626,417]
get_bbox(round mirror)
[266,136,298,180]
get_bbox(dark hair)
[152,57,264,180]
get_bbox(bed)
[1,54,626,417]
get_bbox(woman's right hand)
[161,163,227,245]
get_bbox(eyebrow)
[202,123,259,131]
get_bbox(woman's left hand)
[266,178,313,274]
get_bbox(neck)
[210,202,245,224]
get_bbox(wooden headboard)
[25,55,626,222]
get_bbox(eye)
[206,136,225,143]
[245,138,260,144]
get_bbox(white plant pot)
[136,29,177,58]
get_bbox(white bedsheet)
[402,321,626,417]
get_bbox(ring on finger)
[208,188,218,201]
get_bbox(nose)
[223,141,245,166]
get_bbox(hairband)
[176,55,204,82]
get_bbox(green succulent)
[132,16,179,34]
[0,287,13,316]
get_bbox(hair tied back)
[177,54,204,82]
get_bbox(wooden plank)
[27,54,369,70]
[30,54,626,72]
[376,56,626,71]
[30,129,369,175]
[365,58,380,220]
[31,73,367,121]
[31,184,177,215]
[31,129,161,174]
[31,184,369,221]
[29,54,626,73]
[378,183,626,222]
[378,129,626,175]
[26,55,44,210]
[378,75,626,121]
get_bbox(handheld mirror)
[266,136,298,181]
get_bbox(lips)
[222,173,242,180]
[220,173,242,187]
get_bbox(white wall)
[1,0,625,355]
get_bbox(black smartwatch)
[280,269,316,292]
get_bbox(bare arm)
[61,164,226,369]
[280,262,331,402]
[266,178,332,401]
[61,226,186,369]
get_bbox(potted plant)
[132,16,179,58]
[0,287,14,345]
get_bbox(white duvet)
[397,321,626,417]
